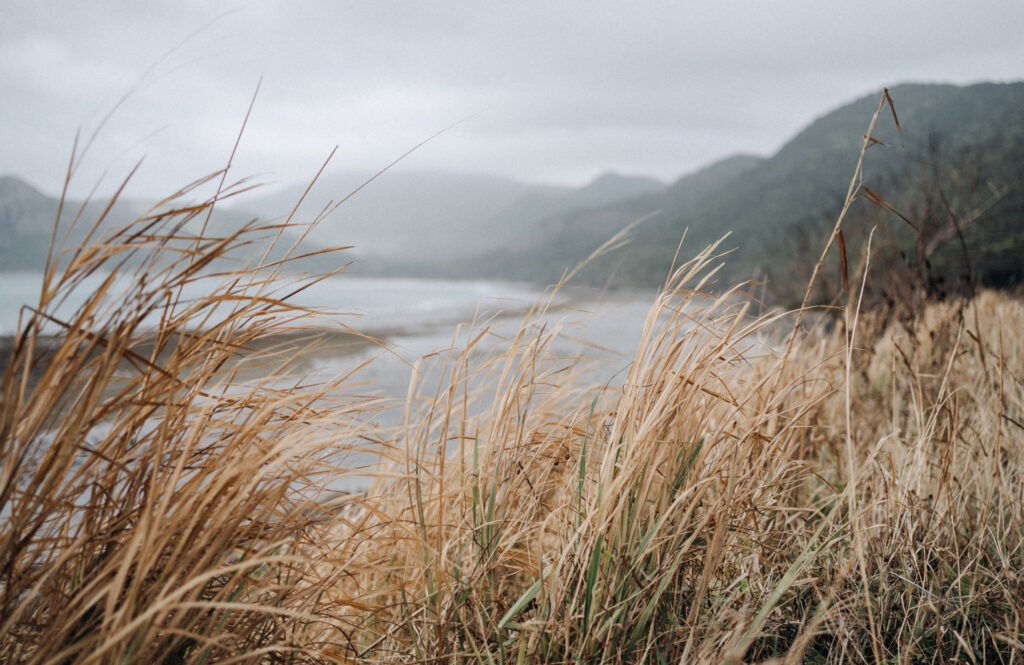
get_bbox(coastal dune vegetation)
[1,95,1023,664]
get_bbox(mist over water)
[0,272,543,337]
[303,287,658,492]
[0,271,659,492]
[0,270,657,410]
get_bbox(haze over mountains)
[2,81,1022,301]
[0,176,256,272]
[454,81,1024,293]
[0,168,665,275]
[232,169,665,264]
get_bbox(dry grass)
[309,264,1023,664]
[0,171,380,664]
[2,94,1023,663]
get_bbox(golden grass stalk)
[306,252,1023,664]
[0,172,378,665]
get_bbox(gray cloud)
[2,0,1022,199]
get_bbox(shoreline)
[0,327,386,393]
[0,284,659,399]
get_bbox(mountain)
[0,168,666,276]
[462,81,1024,293]
[448,153,765,282]
[4,81,1021,299]
[232,169,665,269]
[0,176,59,269]
[0,176,262,272]
[569,172,666,208]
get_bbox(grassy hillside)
[476,82,1024,296]
[451,153,764,283]
[760,82,1024,306]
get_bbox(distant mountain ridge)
[0,176,255,272]
[232,169,666,265]
[451,81,1024,289]
[0,175,65,268]
[0,168,668,275]
[2,81,1021,297]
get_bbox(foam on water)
[0,272,542,337]
[1,271,661,493]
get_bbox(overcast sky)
[2,1,1022,200]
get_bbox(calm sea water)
[0,272,543,337]
[0,271,656,360]
[1,271,659,490]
